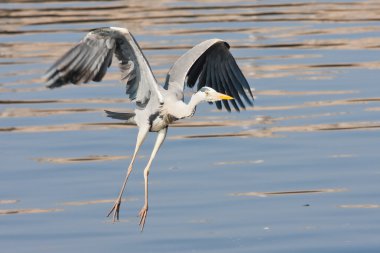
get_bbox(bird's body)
[106,86,194,132]
[45,27,254,231]
[135,97,176,133]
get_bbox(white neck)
[187,92,204,115]
[177,92,204,119]
[162,91,204,120]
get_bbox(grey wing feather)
[165,39,253,111]
[44,27,163,105]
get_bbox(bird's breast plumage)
[148,111,177,132]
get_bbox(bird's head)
[198,87,234,102]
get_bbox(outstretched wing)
[44,27,163,105]
[164,39,253,112]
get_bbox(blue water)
[1,0,380,252]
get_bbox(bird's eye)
[205,91,209,95]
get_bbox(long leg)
[139,127,167,231]
[107,127,149,222]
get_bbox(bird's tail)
[104,110,136,124]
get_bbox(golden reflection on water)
[0,122,131,133]
[3,1,378,28]
[329,154,355,158]
[2,112,380,138]
[35,155,144,164]
[1,107,102,118]
[0,200,19,204]
[0,208,63,215]
[0,198,138,216]
[248,97,380,111]
[214,160,264,166]
[255,90,357,96]
[0,93,375,120]
[365,107,380,111]
[0,98,130,105]
[230,188,347,197]
[339,204,380,209]
[61,198,135,206]
[170,121,380,140]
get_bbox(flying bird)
[45,27,254,231]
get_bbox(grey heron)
[45,27,254,231]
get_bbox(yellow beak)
[217,93,234,100]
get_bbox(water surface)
[1,1,380,252]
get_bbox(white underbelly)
[150,117,169,132]
[150,114,178,132]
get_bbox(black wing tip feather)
[46,79,63,89]
[44,71,67,89]
[44,69,83,89]
[45,78,78,89]
[44,62,67,89]
[223,41,255,109]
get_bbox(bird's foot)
[107,198,122,222]
[138,205,148,231]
